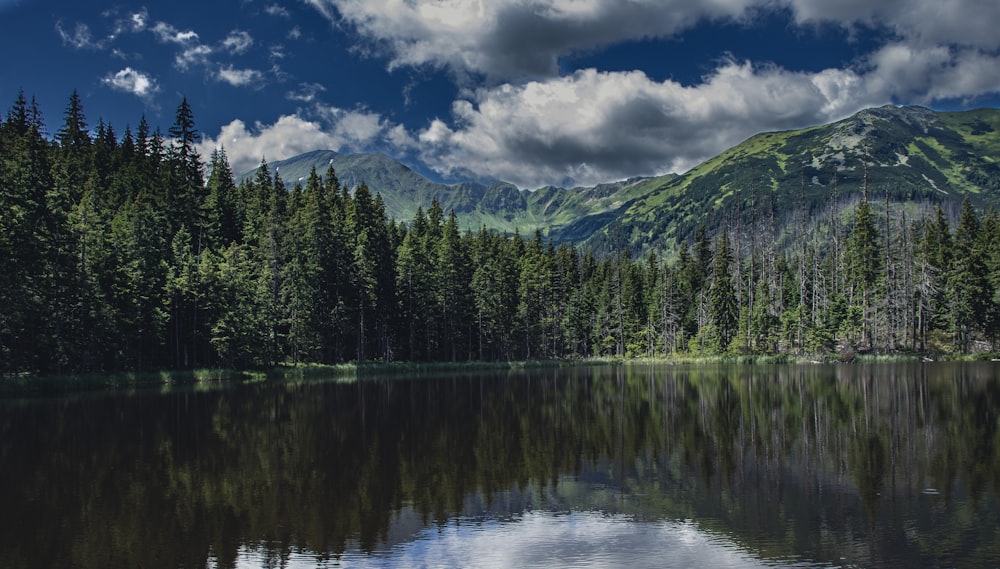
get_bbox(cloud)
[304,0,336,22]
[199,105,398,174]
[176,44,214,70]
[291,0,1000,188]
[109,8,148,35]
[408,61,893,188]
[866,43,1000,103]
[130,9,148,32]
[150,20,214,71]
[102,67,160,99]
[202,48,1000,189]
[216,65,265,87]
[785,0,1000,50]
[200,115,339,174]
[265,3,291,18]
[286,82,326,102]
[223,30,254,54]
[316,105,387,145]
[308,0,756,81]
[59,9,148,50]
[151,21,200,45]
[308,0,1000,93]
[56,21,104,50]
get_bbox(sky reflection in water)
[220,510,811,569]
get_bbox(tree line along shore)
[3,92,1000,376]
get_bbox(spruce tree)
[708,230,738,351]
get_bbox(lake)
[2,362,1000,568]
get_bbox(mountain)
[240,149,662,236]
[242,106,1000,254]
[580,105,1000,254]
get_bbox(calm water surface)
[2,362,1000,568]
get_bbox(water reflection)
[1,363,1000,568]
[215,512,793,569]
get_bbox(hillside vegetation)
[251,106,1000,257]
[4,93,1000,375]
[586,105,1000,254]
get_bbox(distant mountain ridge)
[240,149,660,236]
[241,105,1000,254]
[586,105,1000,254]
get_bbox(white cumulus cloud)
[308,0,756,81]
[216,65,265,87]
[199,105,400,175]
[292,0,1000,188]
[223,30,254,54]
[309,0,1000,82]
[407,61,884,187]
[102,67,160,100]
[785,0,1000,50]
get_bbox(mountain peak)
[238,106,1000,257]
[852,104,938,129]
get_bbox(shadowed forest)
[4,92,1000,374]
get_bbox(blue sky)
[3,0,1000,188]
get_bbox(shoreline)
[4,352,999,394]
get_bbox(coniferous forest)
[4,92,1000,375]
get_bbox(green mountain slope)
[243,106,1000,254]
[581,105,1000,254]
[240,150,662,235]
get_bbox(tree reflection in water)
[1,362,999,568]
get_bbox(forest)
[3,92,1000,375]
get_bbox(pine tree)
[948,197,986,352]
[708,230,738,352]
[396,208,435,360]
[348,183,393,361]
[167,97,205,235]
[210,243,267,368]
[981,209,1000,348]
[0,91,52,373]
[518,230,553,359]
[846,199,880,349]
[40,90,99,372]
[435,211,473,361]
[204,147,241,248]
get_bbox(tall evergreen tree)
[167,97,205,235]
[204,147,241,248]
[846,199,880,349]
[396,208,435,360]
[708,230,738,351]
[948,197,986,352]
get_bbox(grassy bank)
[6,353,996,395]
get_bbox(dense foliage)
[4,93,1000,374]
